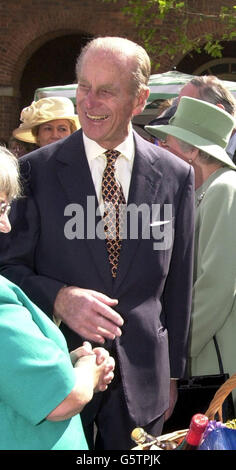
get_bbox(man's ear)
[132,87,150,117]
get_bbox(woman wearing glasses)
[0,147,114,450]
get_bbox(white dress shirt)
[83,127,135,213]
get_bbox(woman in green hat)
[146,97,236,404]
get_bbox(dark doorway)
[176,40,236,79]
[20,33,92,109]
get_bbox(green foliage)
[100,0,236,69]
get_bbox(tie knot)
[104,150,120,166]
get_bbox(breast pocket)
[151,216,175,251]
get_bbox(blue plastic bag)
[200,427,236,450]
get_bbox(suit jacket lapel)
[55,131,113,291]
[114,132,163,292]
[55,130,163,294]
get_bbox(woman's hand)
[70,341,115,392]
[70,341,94,365]
[47,343,115,422]
[92,347,115,392]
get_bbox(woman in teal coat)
[146,97,236,403]
[0,146,115,450]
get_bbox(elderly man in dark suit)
[0,37,195,450]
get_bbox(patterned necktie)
[102,150,126,278]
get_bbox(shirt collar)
[83,125,135,164]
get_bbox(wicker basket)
[131,373,236,449]
[205,373,236,421]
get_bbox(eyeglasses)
[0,202,11,217]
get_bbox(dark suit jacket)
[0,129,195,426]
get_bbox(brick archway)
[0,30,92,142]
[176,41,236,79]
[1,0,234,142]
[19,33,92,110]
[0,0,128,141]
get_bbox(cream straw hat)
[13,97,80,143]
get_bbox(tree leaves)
[100,0,236,68]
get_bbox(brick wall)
[0,0,235,141]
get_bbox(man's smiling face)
[76,50,142,149]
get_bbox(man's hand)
[54,286,124,344]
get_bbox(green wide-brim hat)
[145,96,236,170]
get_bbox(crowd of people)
[0,35,235,450]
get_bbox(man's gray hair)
[75,36,151,96]
[0,146,21,200]
[189,75,236,116]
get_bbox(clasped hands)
[54,286,123,393]
[70,341,115,392]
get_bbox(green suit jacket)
[190,168,236,391]
[0,275,87,450]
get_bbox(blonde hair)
[0,146,21,200]
[76,36,151,96]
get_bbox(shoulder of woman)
[204,169,236,200]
